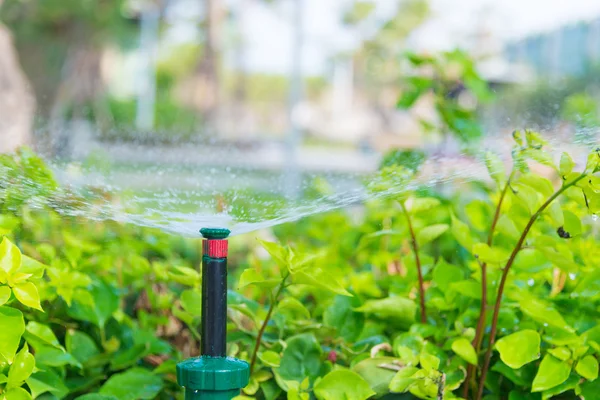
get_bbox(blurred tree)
[0,2,35,152]
[0,0,136,153]
[342,0,430,133]
[397,50,493,143]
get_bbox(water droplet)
[527,278,534,286]
[569,273,576,280]
[593,214,598,222]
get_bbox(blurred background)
[1,0,599,202]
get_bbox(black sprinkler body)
[176,228,249,399]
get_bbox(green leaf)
[547,347,571,361]
[75,395,118,400]
[541,374,579,400]
[397,77,433,109]
[472,243,510,264]
[238,268,280,289]
[352,357,399,397]
[586,149,600,173]
[495,330,541,369]
[410,198,440,213]
[451,214,473,250]
[66,330,100,364]
[323,295,364,342]
[416,224,449,245]
[355,297,416,328]
[532,355,571,392]
[167,266,200,286]
[110,344,148,371]
[19,256,46,280]
[99,368,163,400]
[258,350,281,367]
[277,297,311,320]
[34,345,82,369]
[7,344,34,389]
[560,152,575,177]
[293,269,351,296]
[485,152,506,186]
[0,237,21,275]
[389,367,419,392]
[24,322,61,349]
[563,210,582,237]
[496,214,521,240]
[278,333,322,382]
[3,387,32,400]
[180,289,202,316]
[419,353,440,371]
[432,260,463,292]
[449,280,481,300]
[314,370,375,400]
[546,201,564,226]
[68,281,118,328]
[258,240,288,267]
[26,370,69,399]
[0,306,25,363]
[11,282,41,311]
[576,355,599,381]
[519,297,573,332]
[452,338,477,365]
[0,286,11,306]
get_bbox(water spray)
[176,228,249,399]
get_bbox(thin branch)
[249,273,289,374]
[400,202,426,323]
[475,174,586,400]
[463,177,512,399]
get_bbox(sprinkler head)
[200,228,231,239]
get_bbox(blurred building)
[504,18,600,77]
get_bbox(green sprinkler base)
[177,356,249,400]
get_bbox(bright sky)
[165,0,600,75]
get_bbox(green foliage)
[397,50,493,142]
[0,134,599,400]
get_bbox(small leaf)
[24,321,61,349]
[451,214,473,250]
[258,240,288,267]
[355,297,416,328]
[563,210,582,237]
[560,152,575,177]
[519,297,572,332]
[586,149,600,173]
[485,152,505,186]
[547,347,571,361]
[420,353,440,371]
[495,330,541,369]
[0,306,25,363]
[472,243,510,264]
[258,350,281,367]
[313,370,375,400]
[278,297,311,320]
[416,224,449,245]
[238,268,280,289]
[452,338,477,365]
[0,238,21,275]
[66,330,100,364]
[0,286,11,306]
[3,387,32,400]
[410,197,441,213]
[13,282,42,311]
[99,368,163,400]
[576,355,599,381]
[26,370,69,399]
[389,367,419,393]
[180,289,202,316]
[532,355,571,392]
[278,333,322,382]
[293,269,351,296]
[7,344,35,389]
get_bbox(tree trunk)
[0,23,35,153]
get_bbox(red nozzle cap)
[203,239,228,258]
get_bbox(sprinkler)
[176,228,249,399]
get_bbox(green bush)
[0,136,599,400]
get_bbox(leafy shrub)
[0,136,599,400]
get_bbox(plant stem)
[475,174,586,400]
[249,273,289,374]
[463,177,511,399]
[400,202,426,323]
